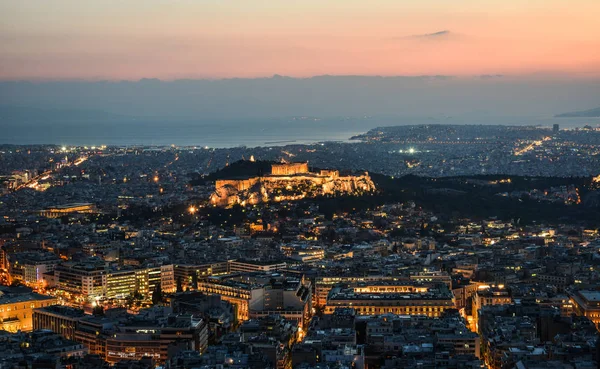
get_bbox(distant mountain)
[555,106,600,118]
[2,77,600,120]
[0,105,131,123]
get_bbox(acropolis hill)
[209,162,376,207]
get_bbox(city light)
[1,5,599,366]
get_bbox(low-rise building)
[0,287,57,332]
[472,285,511,332]
[105,314,208,364]
[33,305,86,340]
[0,330,87,368]
[198,273,312,327]
[324,282,454,317]
[6,251,61,287]
[569,290,600,327]
[228,259,287,274]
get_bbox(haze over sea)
[2,76,600,147]
[0,116,598,148]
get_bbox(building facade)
[32,305,86,340]
[0,291,57,332]
[569,290,600,327]
[324,283,454,317]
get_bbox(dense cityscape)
[0,123,599,368]
[3,0,600,366]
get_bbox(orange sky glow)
[1,0,599,80]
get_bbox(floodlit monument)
[210,162,375,207]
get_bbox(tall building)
[553,123,560,133]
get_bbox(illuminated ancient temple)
[210,162,375,207]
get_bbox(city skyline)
[2,2,600,369]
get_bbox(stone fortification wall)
[215,178,259,192]
[271,162,309,176]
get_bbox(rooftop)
[328,287,454,301]
[0,292,55,305]
[45,203,94,209]
[578,290,600,302]
[34,305,86,318]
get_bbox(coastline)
[0,116,598,148]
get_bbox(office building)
[324,282,454,317]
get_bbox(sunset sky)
[1,0,600,80]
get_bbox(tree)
[191,273,198,290]
[176,276,183,293]
[152,283,163,305]
[9,280,22,287]
[92,305,104,316]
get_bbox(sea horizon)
[1,115,598,148]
